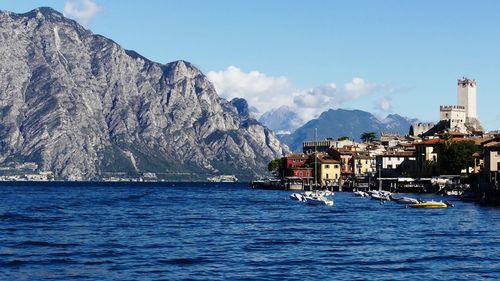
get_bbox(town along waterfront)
[1,183,499,280]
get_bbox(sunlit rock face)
[0,7,288,180]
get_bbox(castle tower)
[457,77,477,119]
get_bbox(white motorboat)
[353,191,368,197]
[390,195,419,204]
[290,190,334,205]
[290,193,305,201]
[320,190,334,197]
[370,193,391,201]
[305,196,334,206]
[302,190,334,198]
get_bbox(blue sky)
[1,0,499,130]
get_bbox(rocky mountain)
[280,109,416,152]
[0,7,288,181]
[258,106,304,134]
[381,114,419,133]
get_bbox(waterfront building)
[318,156,341,187]
[376,151,416,177]
[482,138,500,176]
[290,167,313,180]
[352,154,375,176]
[280,153,314,187]
[282,153,309,171]
[328,148,354,178]
[472,151,484,174]
[302,138,361,154]
[477,137,500,203]
[415,138,443,176]
[415,136,488,176]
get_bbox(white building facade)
[439,105,466,132]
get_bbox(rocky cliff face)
[0,7,287,180]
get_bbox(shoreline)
[0,181,248,187]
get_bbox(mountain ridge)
[0,7,288,180]
[279,108,416,151]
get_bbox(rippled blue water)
[1,183,499,280]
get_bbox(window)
[325,165,330,169]
[334,165,339,168]
[387,164,393,169]
[326,174,329,179]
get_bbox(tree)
[439,140,479,175]
[360,132,377,143]
[338,136,350,141]
[267,158,283,175]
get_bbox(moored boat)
[370,193,391,201]
[390,195,419,204]
[409,201,453,208]
[291,190,334,206]
[290,193,305,201]
[305,197,334,206]
[353,191,369,197]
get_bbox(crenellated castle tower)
[437,77,483,133]
[411,78,483,136]
[457,78,477,121]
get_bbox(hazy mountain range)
[278,109,417,152]
[0,7,287,180]
[258,106,303,134]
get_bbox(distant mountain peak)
[259,106,304,134]
[164,60,202,83]
[20,7,65,21]
[280,108,417,151]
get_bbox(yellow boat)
[409,201,452,209]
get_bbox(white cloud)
[207,66,295,116]
[292,78,380,121]
[63,0,101,26]
[292,85,336,121]
[377,97,392,113]
[293,87,333,109]
[207,66,395,125]
[343,77,374,100]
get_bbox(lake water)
[1,182,499,280]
